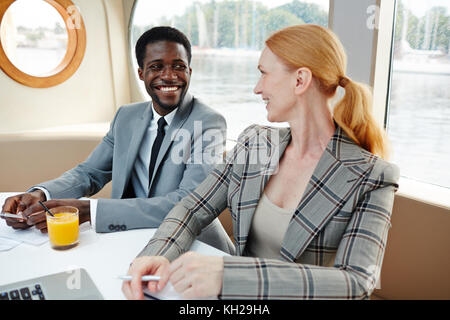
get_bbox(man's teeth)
[160,86,178,92]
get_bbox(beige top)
[244,193,295,259]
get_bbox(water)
[9,47,66,77]
[388,71,450,188]
[189,52,276,139]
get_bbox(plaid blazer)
[138,124,399,299]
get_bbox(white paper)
[143,282,217,300]
[0,219,49,246]
[0,237,22,251]
[143,282,183,300]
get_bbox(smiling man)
[2,27,234,254]
[138,39,191,116]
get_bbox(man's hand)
[21,199,91,233]
[122,256,171,300]
[169,252,224,299]
[1,190,46,230]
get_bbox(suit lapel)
[235,127,291,255]
[280,126,373,262]
[148,94,194,193]
[119,103,152,196]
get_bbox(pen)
[38,201,54,217]
[118,275,161,281]
[0,212,26,220]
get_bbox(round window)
[0,0,86,88]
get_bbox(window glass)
[387,0,450,188]
[130,0,329,140]
[0,0,68,77]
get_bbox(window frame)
[0,0,86,88]
[373,0,450,202]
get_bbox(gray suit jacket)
[138,124,399,299]
[35,94,234,253]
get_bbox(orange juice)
[46,207,79,249]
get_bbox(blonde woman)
[122,24,399,300]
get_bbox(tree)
[54,22,65,35]
[262,9,304,39]
[394,0,449,54]
[150,0,328,50]
[278,0,327,26]
[429,7,449,53]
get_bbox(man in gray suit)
[2,27,234,254]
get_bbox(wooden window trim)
[0,0,86,88]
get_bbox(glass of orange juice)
[46,206,79,250]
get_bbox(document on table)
[143,282,217,300]
[0,237,22,251]
[0,220,49,247]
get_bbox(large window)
[130,0,329,140]
[386,0,450,189]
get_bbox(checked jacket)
[138,124,399,299]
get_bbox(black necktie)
[148,117,167,186]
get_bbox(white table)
[0,193,227,300]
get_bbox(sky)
[402,0,450,17]
[4,0,65,29]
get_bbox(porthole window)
[0,0,86,88]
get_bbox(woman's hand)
[169,252,224,299]
[122,256,170,300]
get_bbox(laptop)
[0,268,103,300]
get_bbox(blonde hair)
[266,24,389,159]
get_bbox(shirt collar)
[151,104,176,127]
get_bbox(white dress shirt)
[33,105,176,229]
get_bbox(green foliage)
[263,8,304,39]
[132,0,327,50]
[395,0,449,54]
[278,0,327,26]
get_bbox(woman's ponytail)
[333,76,389,159]
[266,25,390,159]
